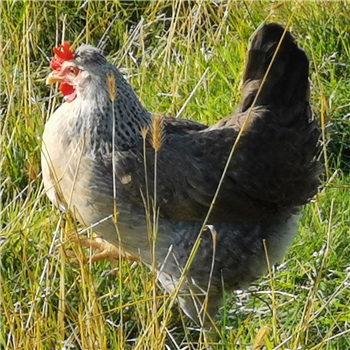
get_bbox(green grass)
[1,1,350,349]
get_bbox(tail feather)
[240,23,309,113]
[230,23,321,210]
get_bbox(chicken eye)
[69,66,79,75]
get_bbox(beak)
[46,71,64,85]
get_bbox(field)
[1,1,350,349]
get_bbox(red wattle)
[60,82,77,102]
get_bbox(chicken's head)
[47,43,105,103]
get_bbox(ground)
[1,1,350,349]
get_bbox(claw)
[69,236,139,273]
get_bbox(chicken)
[42,23,320,327]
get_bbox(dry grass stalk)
[151,115,164,152]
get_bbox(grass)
[1,0,350,349]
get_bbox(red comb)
[51,42,74,71]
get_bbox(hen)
[42,23,320,327]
